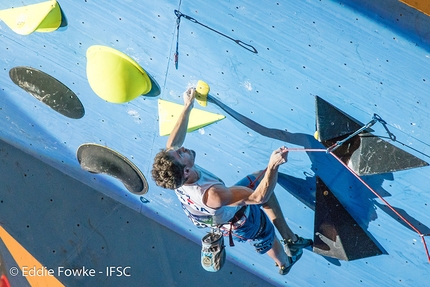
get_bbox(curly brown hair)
[151,149,185,189]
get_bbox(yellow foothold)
[195,80,210,107]
[314,130,319,141]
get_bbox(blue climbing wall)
[1,0,430,286]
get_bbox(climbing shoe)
[282,234,313,257]
[278,251,303,275]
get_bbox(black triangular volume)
[315,96,363,142]
[349,134,429,175]
[313,177,384,261]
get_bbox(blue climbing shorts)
[230,172,275,254]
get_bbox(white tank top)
[175,165,240,227]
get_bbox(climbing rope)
[326,148,430,263]
[212,91,429,262]
[322,114,428,263]
[246,115,430,262]
[284,122,430,263]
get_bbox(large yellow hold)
[86,45,152,103]
[0,0,61,35]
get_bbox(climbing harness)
[226,205,248,247]
[173,9,258,69]
[224,171,266,246]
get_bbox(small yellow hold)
[314,130,319,141]
[195,80,210,107]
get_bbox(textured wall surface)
[1,0,430,286]
[0,139,270,287]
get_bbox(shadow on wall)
[208,95,430,264]
[340,0,430,52]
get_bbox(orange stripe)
[0,226,63,287]
[400,0,430,16]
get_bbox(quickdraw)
[173,9,258,69]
